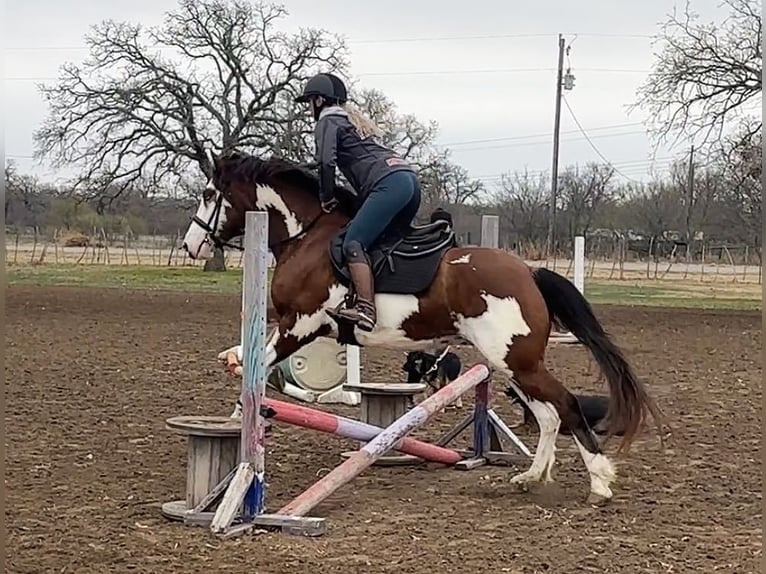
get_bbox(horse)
[181,150,663,505]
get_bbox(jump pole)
[209,211,324,538]
[265,397,462,465]
[277,364,490,518]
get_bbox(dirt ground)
[5,285,762,574]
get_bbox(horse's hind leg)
[514,368,616,503]
[504,369,562,487]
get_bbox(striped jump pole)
[278,364,490,518]
[264,397,462,465]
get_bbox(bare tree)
[492,170,550,250]
[557,163,616,239]
[34,0,348,200]
[354,89,439,162]
[625,182,683,243]
[716,121,762,257]
[633,0,762,149]
[5,162,53,228]
[417,149,486,209]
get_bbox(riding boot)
[336,259,377,332]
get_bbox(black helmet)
[295,73,348,104]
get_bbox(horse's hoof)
[510,472,539,492]
[512,481,530,493]
[586,492,611,506]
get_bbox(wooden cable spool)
[161,415,242,522]
[340,382,428,466]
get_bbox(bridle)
[191,191,244,252]
[193,187,327,254]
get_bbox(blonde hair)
[342,102,385,140]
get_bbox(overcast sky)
[5,0,729,188]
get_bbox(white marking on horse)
[354,293,437,349]
[573,436,616,500]
[283,285,436,351]
[182,180,231,260]
[255,184,303,237]
[505,380,560,485]
[454,294,531,364]
[449,254,471,264]
[453,295,562,485]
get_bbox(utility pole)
[546,34,566,258]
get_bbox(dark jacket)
[314,106,414,203]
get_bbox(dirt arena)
[6,285,762,574]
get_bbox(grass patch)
[7,264,245,293]
[585,280,761,311]
[6,264,762,311]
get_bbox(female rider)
[295,72,422,332]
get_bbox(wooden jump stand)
[436,369,532,468]
[168,212,325,538]
[161,415,242,522]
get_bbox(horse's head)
[182,150,357,260]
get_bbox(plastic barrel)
[277,337,348,392]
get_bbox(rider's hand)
[321,197,339,213]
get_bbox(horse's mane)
[220,152,359,218]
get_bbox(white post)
[574,235,585,294]
[549,235,586,345]
[481,215,499,248]
[346,345,361,386]
[210,211,269,534]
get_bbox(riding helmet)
[295,72,348,104]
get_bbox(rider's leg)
[388,176,422,233]
[334,171,418,331]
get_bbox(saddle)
[329,220,457,295]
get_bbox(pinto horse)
[182,151,663,505]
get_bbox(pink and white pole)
[264,397,462,465]
[278,364,490,517]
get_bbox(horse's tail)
[532,267,664,452]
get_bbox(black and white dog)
[402,347,463,408]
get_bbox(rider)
[295,72,422,332]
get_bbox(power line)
[352,33,654,44]
[5,66,650,82]
[472,157,677,182]
[446,130,649,153]
[6,128,651,162]
[560,94,644,183]
[356,67,648,77]
[349,33,556,44]
[5,32,655,51]
[442,121,644,147]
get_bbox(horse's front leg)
[217,327,280,378]
[219,314,330,416]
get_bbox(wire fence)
[4,228,762,284]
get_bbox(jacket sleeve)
[314,117,339,203]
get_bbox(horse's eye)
[203,187,216,202]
